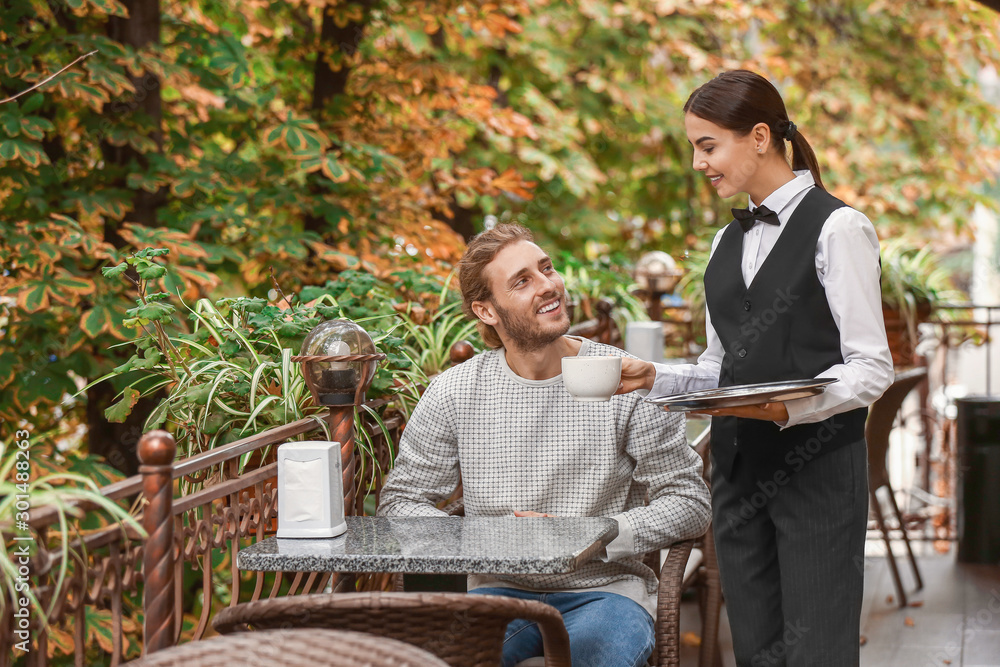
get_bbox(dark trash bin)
[956,397,1000,564]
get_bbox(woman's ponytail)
[786,123,825,191]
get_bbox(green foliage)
[879,237,963,351]
[90,250,419,461]
[677,249,711,348]
[557,252,650,334]
[0,435,141,627]
[399,302,479,377]
[879,239,956,312]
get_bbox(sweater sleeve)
[604,401,712,560]
[377,379,459,518]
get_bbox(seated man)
[378,223,711,667]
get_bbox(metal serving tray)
[644,378,838,412]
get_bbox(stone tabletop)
[238,515,619,575]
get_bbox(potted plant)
[879,239,955,367]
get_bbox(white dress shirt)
[649,171,894,427]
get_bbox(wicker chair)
[441,499,698,667]
[681,427,723,667]
[866,366,928,608]
[212,592,572,667]
[126,628,449,666]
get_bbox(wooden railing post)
[138,430,176,655]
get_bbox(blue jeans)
[470,587,654,667]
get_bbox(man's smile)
[537,299,560,315]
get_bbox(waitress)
[619,70,893,666]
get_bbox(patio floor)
[677,541,1000,666]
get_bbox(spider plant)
[880,238,954,342]
[0,439,143,626]
[84,250,415,492]
[399,301,480,377]
[558,254,650,334]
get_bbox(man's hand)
[513,510,555,517]
[616,357,656,394]
[691,402,789,423]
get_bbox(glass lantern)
[295,320,381,406]
[635,251,684,295]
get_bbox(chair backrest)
[865,367,928,488]
[212,591,572,667]
[126,628,449,666]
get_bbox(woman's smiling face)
[684,112,760,200]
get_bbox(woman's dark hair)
[683,70,825,190]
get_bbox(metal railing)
[1,406,402,666]
[930,302,1000,395]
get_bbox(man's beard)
[493,297,570,353]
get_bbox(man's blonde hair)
[457,223,534,349]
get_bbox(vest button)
[738,349,747,358]
[744,300,751,311]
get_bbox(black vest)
[704,187,868,480]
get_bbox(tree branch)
[0,50,98,105]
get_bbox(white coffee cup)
[561,355,622,402]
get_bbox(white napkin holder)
[277,441,347,538]
[625,321,664,363]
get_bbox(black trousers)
[711,437,868,667]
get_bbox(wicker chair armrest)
[212,592,571,667]
[496,596,572,667]
[654,538,696,667]
[127,628,449,666]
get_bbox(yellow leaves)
[321,155,351,182]
[118,223,209,261]
[175,84,226,122]
[45,624,75,658]
[17,281,51,313]
[15,269,94,314]
[50,271,96,305]
[0,139,49,168]
[308,241,356,271]
[330,217,465,277]
[85,64,135,97]
[172,4,221,34]
[329,2,365,28]
[80,305,116,338]
[46,607,140,658]
[491,168,536,200]
[265,112,331,155]
[487,108,539,140]
[64,0,129,18]
[465,5,524,38]
[172,266,215,289]
[418,11,440,34]
[49,71,110,111]
[240,257,271,287]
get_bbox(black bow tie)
[731,205,780,233]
